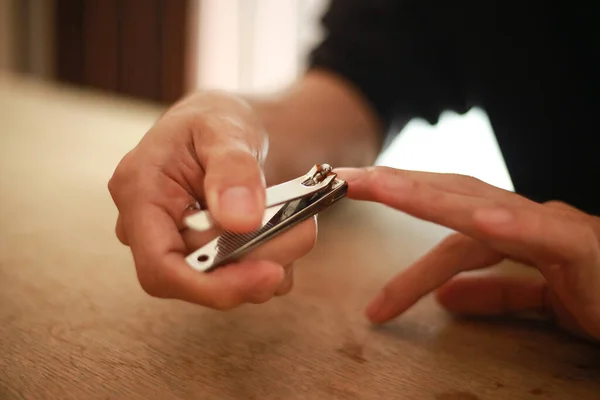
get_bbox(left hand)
[335,166,600,342]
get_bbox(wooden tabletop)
[1,74,599,400]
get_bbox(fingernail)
[220,186,258,216]
[474,207,513,224]
[334,167,366,182]
[365,291,386,322]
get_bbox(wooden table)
[1,74,599,400]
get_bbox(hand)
[108,91,316,309]
[335,166,600,341]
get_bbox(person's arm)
[107,0,472,310]
[250,0,472,184]
[249,69,384,185]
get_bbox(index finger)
[336,166,536,207]
[335,166,494,238]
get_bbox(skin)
[108,70,380,309]
[335,166,600,342]
[109,68,600,342]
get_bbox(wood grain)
[1,74,599,400]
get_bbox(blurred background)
[0,0,328,102]
[0,0,513,190]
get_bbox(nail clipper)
[184,164,347,272]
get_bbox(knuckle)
[543,200,583,217]
[543,200,566,207]
[107,175,117,196]
[562,222,600,264]
[107,152,136,201]
[115,225,128,245]
[209,145,257,165]
[193,111,264,160]
[107,171,122,201]
[452,173,483,188]
[543,200,574,213]
[204,149,264,187]
[368,166,394,181]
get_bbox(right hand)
[108,91,317,309]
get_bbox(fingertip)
[472,207,523,242]
[333,167,368,184]
[334,167,377,199]
[364,291,401,324]
[337,167,416,208]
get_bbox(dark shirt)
[309,0,599,215]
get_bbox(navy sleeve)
[308,0,471,146]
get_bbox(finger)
[124,201,285,309]
[435,272,549,316]
[366,234,504,323]
[336,166,599,269]
[335,166,536,207]
[193,113,267,233]
[336,167,498,240]
[275,263,295,296]
[544,200,584,214]
[473,206,600,270]
[112,167,201,233]
[544,201,600,237]
[115,213,129,245]
[434,273,589,338]
[472,206,600,325]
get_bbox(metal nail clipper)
[184,164,348,272]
